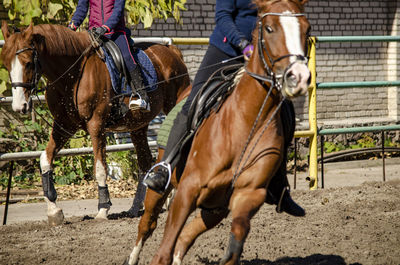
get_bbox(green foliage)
[350,135,376,149]
[1,0,186,27]
[323,141,346,153]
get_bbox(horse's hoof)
[122,258,131,265]
[48,209,64,226]
[95,208,109,220]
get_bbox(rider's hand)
[238,39,254,61]
[93,26,108,38]
[68,21,77,31]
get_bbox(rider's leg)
[144,45,244,193]
[265,99,305,217]
[112,31,149,111]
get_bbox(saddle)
[165,64,244,180]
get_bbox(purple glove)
[242,44,254,60]
[238,39,254,60]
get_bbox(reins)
[231,11,307,188]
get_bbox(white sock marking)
[96,160,107,187]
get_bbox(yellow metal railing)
[294,37,318,190]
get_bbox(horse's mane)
[33,24,91,56]
[253,0,305,12]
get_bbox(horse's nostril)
[22,103,27,114]
[285,71,297,86]
[307,74,311,85]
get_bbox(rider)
[68,0,150,111]
[144,0,305,217]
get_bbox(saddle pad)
[157,98,187,149]
[102,46,158,95]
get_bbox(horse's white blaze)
[40,151,52,173]
[280,11,304,59]
[280,11,310,96]
[10,56,27,112]
[95,160,107,186]
[128,239,143,265]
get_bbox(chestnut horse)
[0,22,190,225]
[125,0,311,264]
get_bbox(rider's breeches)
[181,44,244,115]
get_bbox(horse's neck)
[39,50,83,86]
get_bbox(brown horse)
[125,0,311,264]
[0,22,190,225]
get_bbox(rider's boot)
[265,151,305,217]
[128,66,150,112]
[144,111,188,193]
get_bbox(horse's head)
[1,21,40,114]
[249,0,311,98]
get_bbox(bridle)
[246,12,309,90]
[11,45,42,95]
[232,11,309,189]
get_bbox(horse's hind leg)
[128,127,153,217]
[125,186,172,265]
[40,123,77,226]
[172,208,229,264]
[220,188,266,265]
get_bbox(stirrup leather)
[276,186,290,213]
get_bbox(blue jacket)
[210,0,258,57]
[70,0,126,33]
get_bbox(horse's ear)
[22,22,34,41]
[299,0,309,5]
[1,20,10,40]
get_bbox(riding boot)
[264,98,305,216]
[265,150,305,217]
[144,112,189,193]
[128,66,150,112]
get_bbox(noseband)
[11,45,42,94]
[246,12,308,90]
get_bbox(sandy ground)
[0,159,400,265]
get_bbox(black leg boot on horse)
[144,111,188,193]
[128,65,150,112]
[265,99,305,217]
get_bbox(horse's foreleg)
[125,186,172,265]
[128,127,153,217]
[150,180,198,265]
[87,121,111,219]
[40,124,76,226]
[172,208,229,265]
[220,188,266,265]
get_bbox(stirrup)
[143,161,172,192]
[129,93,150,111]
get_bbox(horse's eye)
[265,26,273,33]
[26,62,33,69]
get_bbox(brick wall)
[132,0,400,128]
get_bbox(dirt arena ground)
[1,161,400,265]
